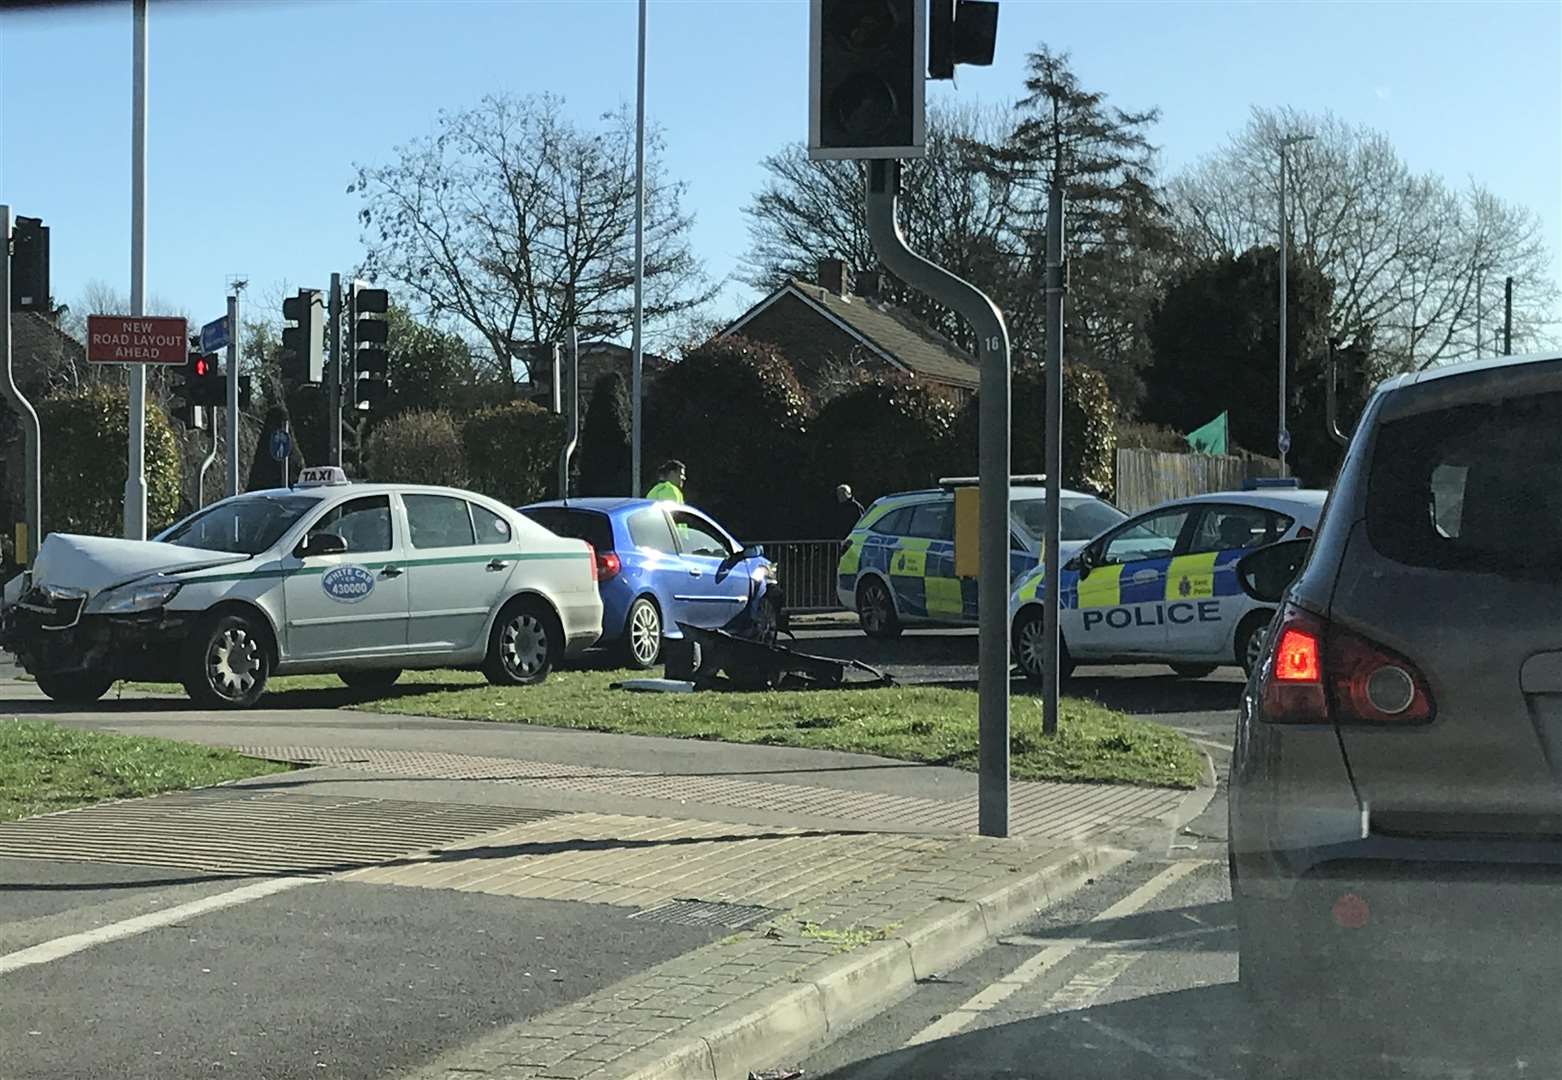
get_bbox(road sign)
[269,429,292,462]
[86,315,187,364]
[200,315,230,353]
[1277,429,1292,455]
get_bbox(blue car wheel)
[624,596,663,669]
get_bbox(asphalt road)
[1,861,723,1080]
[799,779,1562,1080]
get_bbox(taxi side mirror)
[1236,539,1311,604]
[297,532,348,559]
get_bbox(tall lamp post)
[1278,132,1313,476]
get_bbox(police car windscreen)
[159,494,321,555]
[1368,389,1562,575]
[1013,497,1127,543]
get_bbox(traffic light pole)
[327,273,342,468]
[865,160,1012,837]
[1041,185,1065,739]
[197,425,218,508]
[558,327,579,502]
[225,292,240,496]
[0,206,42,565]
[124,0,149,540]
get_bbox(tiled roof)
[784,279,980,389]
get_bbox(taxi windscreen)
[1013,497,1126,544]
[158,494,321,555]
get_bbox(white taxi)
[0,468,603,708]
[1008,488,1325,681]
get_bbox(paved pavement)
[0,664,1214,1080]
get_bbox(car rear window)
[1367,389,1562,574]
[521,507,614,552]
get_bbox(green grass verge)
[0,719,289,823]
[127,669,1202,789]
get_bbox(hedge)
[364,408,467,488]
[461,399,566,507]
[38,384,182,537]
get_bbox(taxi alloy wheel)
[857,578,901,640]
[485,600,557,686]
[624,598,663,669]
[183,612,270,709]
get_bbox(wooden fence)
[1114,449,1284,513]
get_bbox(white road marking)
[0,875,315,976]
[999,922,1232,950]
[903,859,1211,1047]
[1043,949,1145,1011]
[1166,726,1233,753]
[1075,1015,1227,1080]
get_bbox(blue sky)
[3,0,1559,336]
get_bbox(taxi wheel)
[1171,663,1218,679]
[1014,609,1074,685]
[338,669,402,691]
[484,599,558,686]
[622,597,663,670]
[35,672,113,705]
[857,578,902,640]
[1236,611,1273,676]
[182,611,270,710]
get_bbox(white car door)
[1070,506,1193,659]
[282,493,409,659]
[403,493,516,652]
[1169,503,1291,658]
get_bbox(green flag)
[1185,411,1228,455]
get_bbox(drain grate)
[0,791,559,876]
[628,898,774,930]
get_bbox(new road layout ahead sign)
[86,315,187,364]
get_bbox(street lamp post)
[1278,133,1313,477]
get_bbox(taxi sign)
[296,466,350,487]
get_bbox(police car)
[837,478,1127,637]
[0,468,603,709]
[1008,487,1325,680]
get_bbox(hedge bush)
[645,336,811,537]
[364,408,467,488]
[38,384,181,536]
[810,374,963,518]
[461,399,566,507]
[579,372,631,497]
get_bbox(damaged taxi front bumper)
[1,582,192,683]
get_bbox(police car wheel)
[857,579,901,640]
[1237,612,1273,676]
[35,672,113,704]
[485,600,557,686]
[338,668,402,690]
[1171,663,1218,679]
[183,612,270,709]
[1014,609,1074,685]
[623,598,663,670]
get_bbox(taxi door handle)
[486,559,510,572]
[1131,570,1158,583]
[380,565,403,579]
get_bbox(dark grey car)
[1230,350,1562,1049]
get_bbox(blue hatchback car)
[519,498,775,668]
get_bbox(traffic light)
[281,288,324,384]
[927,0,998,79]
[238,375,253,411]
[809,0,923,160]
[9,216,49,312]
[350,282,390,408]
[172,351,224,430]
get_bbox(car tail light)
[1259,603,1434,724]
[586,543,598,582]
[595,550,622,581]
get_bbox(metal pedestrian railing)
[754,539,845,612]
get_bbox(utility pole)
[630,0,647,498]
[1041,183,1065,738]
[1504,276,1514,355]
[0,207,42,565]
[124,0,149,539]
[558,327,579,501]
[866,160,1011,837]
[1277,133,1313,478]
[1476,266,1484,359]
[327,273,342,467]
[225,289,240,496]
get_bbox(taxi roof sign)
[296,466,351,488]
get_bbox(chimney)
[856,269,881,299]
[817,257,850,299]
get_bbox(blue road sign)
[201,315,230,353]
[269,430,292,462]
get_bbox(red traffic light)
[194,356,211,377]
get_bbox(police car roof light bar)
[938,474,1045,489]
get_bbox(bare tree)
[1168,107,1559,371]
[353,94,717,391]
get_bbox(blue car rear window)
[521,507,615,553]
